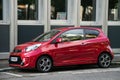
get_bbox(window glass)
[85,29,99,39]
[18,0,38,20]
[80,0,96,21]
[33,30,60,42]
[51,0,67,20]
[108,0,120,21]
[60,29,84,42]
[0,0,3,20]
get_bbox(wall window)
[0,0,3,20]
[18,0,38,20]
[51,0,67,20]
[108,0,120,21]
[80,0,96,21]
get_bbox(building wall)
[18,25,44,44]
[108,26,120,48]
[0,0,120,59]
[0,25,10,52]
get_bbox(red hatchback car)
[9,27,114,72]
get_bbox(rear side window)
[85,29,99,39]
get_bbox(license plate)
[11,57,18,62]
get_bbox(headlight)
[25,44,41,52]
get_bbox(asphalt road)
[0,64,120,80]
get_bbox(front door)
[51,29,85,66]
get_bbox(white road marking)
[1,67,120,77]
[28,73,49,76]
[58,68,120,74]
[26,68,120,76]
[2,72,23,77]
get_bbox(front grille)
[9,56,22,64]
[13,49,22,53]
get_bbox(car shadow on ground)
[8,63,120,73]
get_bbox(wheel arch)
[98,51,113,61]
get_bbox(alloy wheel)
[37,56,52,72]
[98,53,111,68]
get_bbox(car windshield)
[32,30,60,42]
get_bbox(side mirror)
[55,38,62,43]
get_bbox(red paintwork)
[9,27,114,69]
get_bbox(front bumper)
[9,56,30,68]
[9,55,36,69]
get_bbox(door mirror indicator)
[55,38,62,43]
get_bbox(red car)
[9,27,114,72]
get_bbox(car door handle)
[80,43,87,45]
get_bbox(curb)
[0,67,14,72]
[112,62,120,65]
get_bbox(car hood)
[15,42,46,50]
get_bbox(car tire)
[98,53,112,68]
[36,56,53,72]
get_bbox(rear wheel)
[36,56,52,72]
[98,53,112,68]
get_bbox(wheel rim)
[99,54,111,67]
[38,57,52,72]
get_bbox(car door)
[51,29,85,66]
[79,29,100,63]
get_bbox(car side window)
[85,29,99,39]
[59,29,84,42]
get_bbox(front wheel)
[36,56,53,72]
[98,53,112,68]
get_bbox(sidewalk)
[0,59,9,69]
[112,54,120,62]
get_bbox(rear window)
[85,29,99,39]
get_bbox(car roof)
[55,26,101,32]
